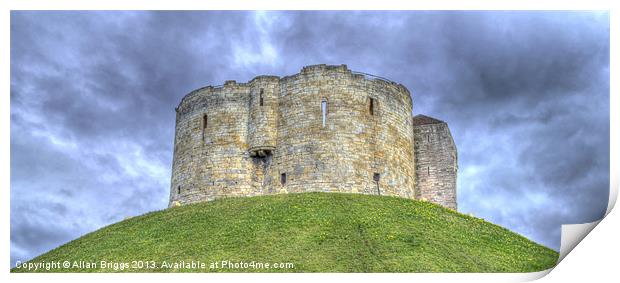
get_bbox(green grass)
[13,192,558,273]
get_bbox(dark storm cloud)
[266,11,609,248]
[10,11,609,266]
[425,12,610,248]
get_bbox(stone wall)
[412,115,458,210]
[170,82,254,204]
[273,65,415,198]
[169,64,457,210]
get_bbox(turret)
[412,114,458,210]
[247,76,279,157]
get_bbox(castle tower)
[169,64,457,210]
[412,115,458,210]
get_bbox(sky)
[10,11,610,267]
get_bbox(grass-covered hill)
[14,193,558,272]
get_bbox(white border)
[2,1,617,283]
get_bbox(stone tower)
[169,64,458,210]
[412,115,458,210]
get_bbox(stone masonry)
[169,64,458,210]
[412,115,458,210]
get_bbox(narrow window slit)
[259,88,264,106]
[202,114,208,142]
[321,98,327,127]
[369,97,375,115]
[177,186,181,194]
[280,173,287,185]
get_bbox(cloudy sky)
[10,11,610,267]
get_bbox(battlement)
[249,75,280,83]
[299,63,349,74]
[169,64,457,210]
[178,64,412,110]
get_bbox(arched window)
[280,173,287,185]
[321,98,327,127]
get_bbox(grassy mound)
[13,192,558,272]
